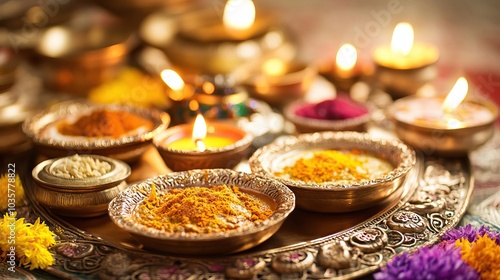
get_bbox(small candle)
[373,22,439,69]
[167,114,235,151]
[392,77,495,129]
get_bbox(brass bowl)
[283,99,371,133]
[153,122,253,171]
[22,101,170,163]
[142,6,296,75]
[108,169,295,255]
[34,19,136,96]
[249,131,416,213]
[387,96,499,156]
[32,154,131,217]
[374,63,438,99]
[243,63,317,107]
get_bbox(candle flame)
[192,114,207,152]
[262,58,287,76]
[442,77,468,114]
[336,44,357,71]
[390,22,414,56]
[40,27,71,57]
[223,0,256,31]
[161,69,185,91]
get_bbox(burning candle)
[154,0,291,75]
[245,58,317,106]
[373,22,439,70]
[153,114,253,171]
[372,22,440,98]
[167,114,236,151]
[391,77,494,129]
[389,77,498,155]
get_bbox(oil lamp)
[389,77,498,156]
[373,22,439,98]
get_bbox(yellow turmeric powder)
[133,184,273,234]
[276,149,392,184]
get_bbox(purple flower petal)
[441,225,500,245]
[374,245,479,280]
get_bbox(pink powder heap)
[294,96,368,120]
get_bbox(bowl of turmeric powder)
[249,131,416,213]
[108,169,295,255]
[23,101,170,163]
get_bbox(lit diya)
[319,44,367,93]
[388,77,498,156]
[152,0,294,75]
[373,22,439,98]
[283,95,371,133]
[153,114,253,171]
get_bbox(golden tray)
[14,144,473,280]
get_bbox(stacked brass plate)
[32,154,131,217]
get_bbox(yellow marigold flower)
[456,235,500,280]
[0,213,56,270]
[0,173,26,211]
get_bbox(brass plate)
[20,151,473,279]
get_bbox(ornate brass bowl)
[249,131,416,213]
[387,96,499,156]
[32,154,131,217]
[108,169,295,255]
[22,101,170,163]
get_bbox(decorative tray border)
[7,155,472,279]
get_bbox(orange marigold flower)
[456,235,500,280]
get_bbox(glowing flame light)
[40,27,71,57]
[390,22,414,56]
[223,0,256,31]
[192,114,207,152]
[161,69,187,101]
[262,58,287,76]
[161,69,184,91]
[442,77,468,114]
[336,44,357,71]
